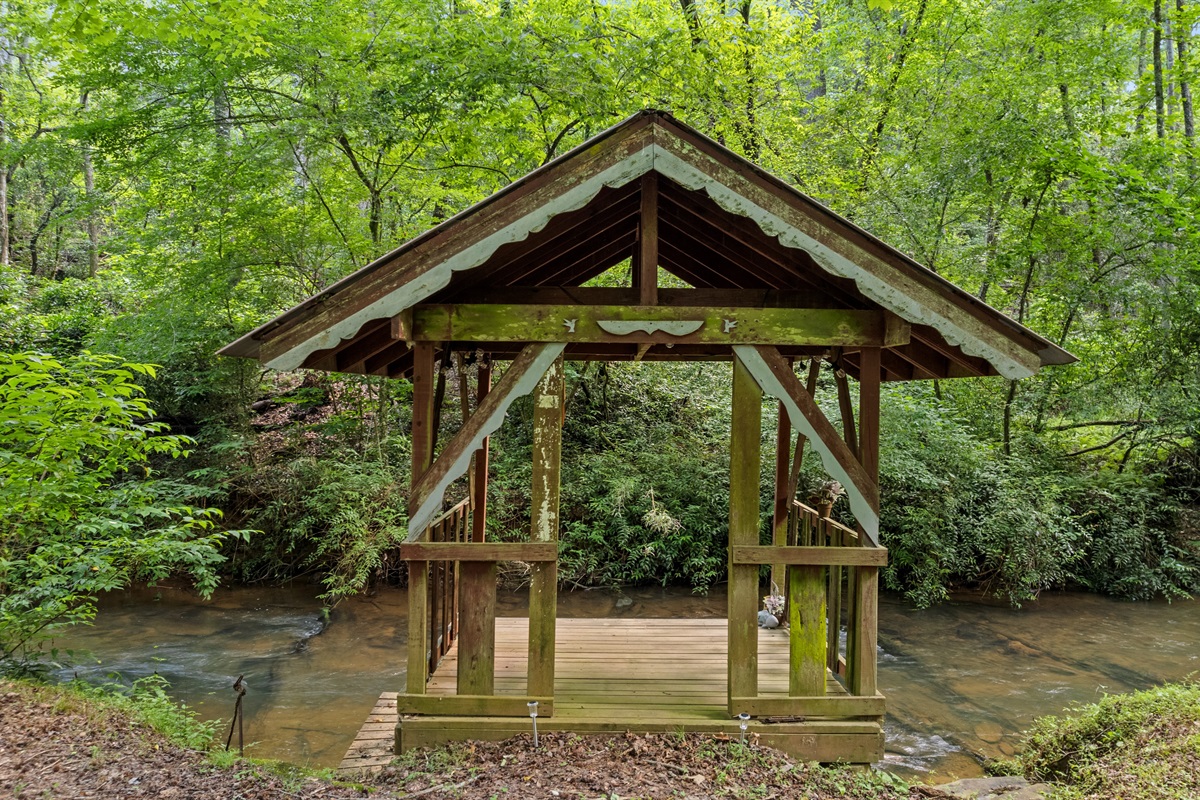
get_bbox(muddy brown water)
[50,585,1200,782]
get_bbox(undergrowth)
[1016,678,1200,800]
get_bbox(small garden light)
[528,700,539,747]
[737,712,750,745]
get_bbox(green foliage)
[70,674,222,752]
[4,0,1200,607]
[488,362,739,592]
[0,351,244,669]
[1017,679,1200,800]
[879,386,1200,607]
[218,377,412,602]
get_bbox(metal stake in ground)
[527,700,539,747]
[225,675,248,755]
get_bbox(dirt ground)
[1,680,929,799]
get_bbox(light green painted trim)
[264,149,655,371]
[265,136,1039,379]
[650,146,1039,379]
[596,320,704,336]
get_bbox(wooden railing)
[425,497,471,675]
[398,501,558,718]
[728,499,885,718]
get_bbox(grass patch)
[1017,678,1200,800]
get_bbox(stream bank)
[49,585,1200,781]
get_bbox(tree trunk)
[859,0,929,192]
[0,51,8,268]
[1137,25,1149,134]
[1179,0,1195,143]
[738,0,760,160]
[81,91,100,277]
[1155,0,1167,139]
[1166,12,1176,120]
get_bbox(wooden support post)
[850,346,880,696]
[457,561,497,695]
[636,172,658,306]
[472,361,491,543]
[835,368,858,460]
[858,348,881,485]
[407,342,436,694]
[411,343,436,479]
[827,526,845,674]
[527,355,563,698]
[850,566,879,696]
[789,517,827,697]
[787,358,822,500]
[406,563,429,694]
[728,354,761,711]
[771,400,790,595]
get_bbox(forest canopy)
[2,0,1199,612]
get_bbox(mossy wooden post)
[528,355,563,699]
[850,347,881,697]
[728,354,761,711]
[789,508,827,697]
[458,361,496,695]
[407,342,436,695]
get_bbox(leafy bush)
[0,352,245,670]
[878,387,1198,606]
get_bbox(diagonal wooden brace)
[733,344,880,546]
[406,342,566,540]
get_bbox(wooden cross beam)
[406,342,566,541]
[733,344,881,546]
[400,304,910,348]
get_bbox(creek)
[51,585,1200,782]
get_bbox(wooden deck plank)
[340,617,882,775]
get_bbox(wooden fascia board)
[227,112,1069,379]
[255,126,658,370]
[734,345,880,546]
[406,343,565,540]
[655,117,1073,370]
[653,132,1047,380]
[410,304,909,348]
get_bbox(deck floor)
[340,617,868,773]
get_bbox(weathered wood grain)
[411,304,908,347]
[730,545,888,566]
[527,356,563,699]
[728,357,761,710]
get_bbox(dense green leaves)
[0,352,243,669]
[3,0,1200,605]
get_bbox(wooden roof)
[220,110,1074,381]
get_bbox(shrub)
[0,351,245,670]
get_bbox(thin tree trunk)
[859,0,929,192]
[0,49,8,268]
[738,0,760,160]
[1137,25,1149,133]
[81,91,100,277]
[1166,12,1176,120]
[1179,0,1195,143]
[1155,0,1167,138]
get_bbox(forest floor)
[0,679,940,799]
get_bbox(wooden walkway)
[339,618,881,774]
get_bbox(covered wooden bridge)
[221,110,1073,767]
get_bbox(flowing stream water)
[51,585,1200,782]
